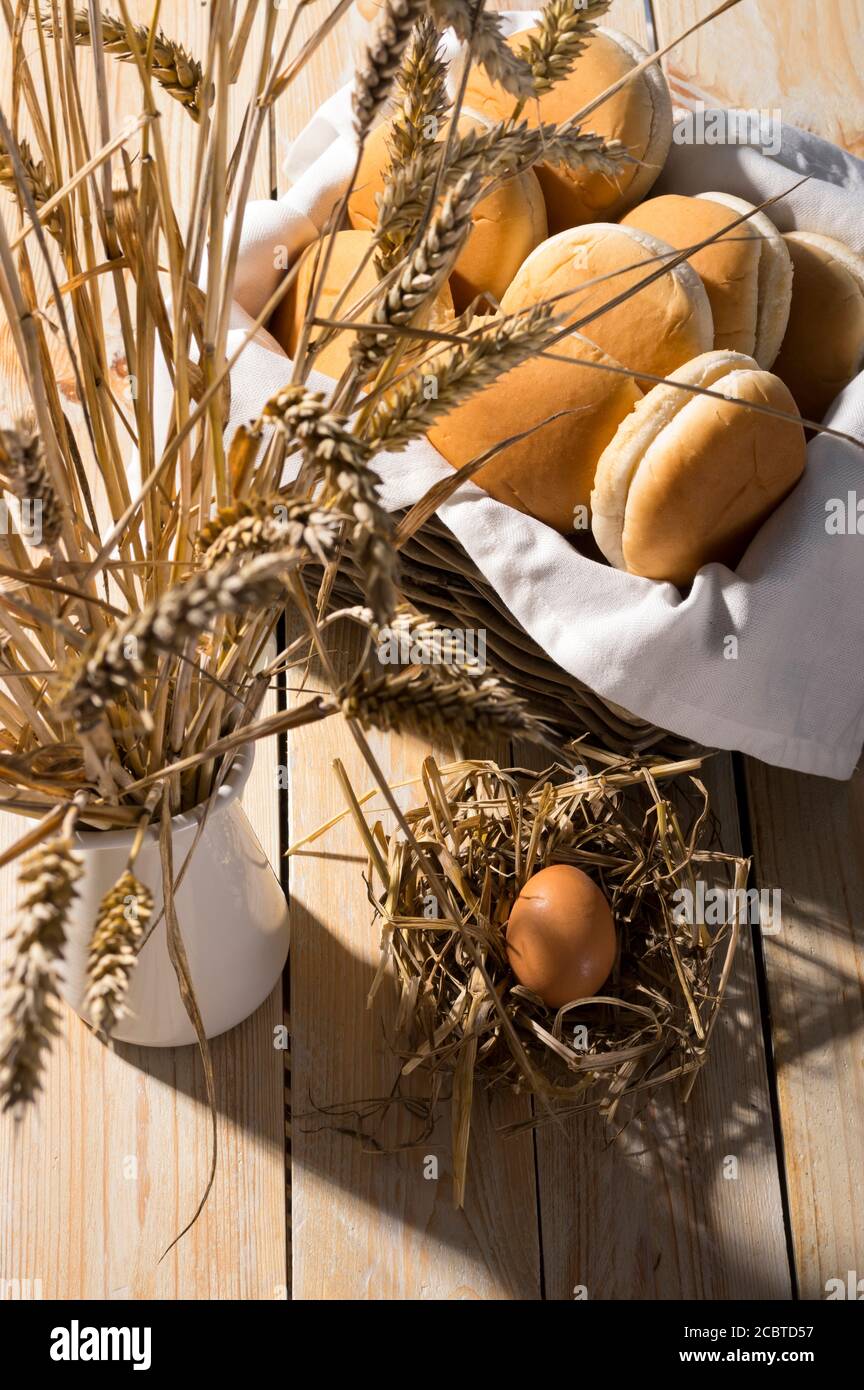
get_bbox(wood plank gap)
[275,612,293,1296]
[731,752,800,1299]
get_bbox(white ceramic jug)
[58,746,289,1047]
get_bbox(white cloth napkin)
[207,13,864,780]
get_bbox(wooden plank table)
[1,0,862,1301]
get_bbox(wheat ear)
[353,0,429,139]
[48,9,205,120]
[0,835,83,1115]
[0,419,63,550]
[389,16,450,165]
[340,663,549,746]
[376,119,632,247]
[84,871,153,1041]
[365,304,558,451]
[0,135,61,238]
[63,549,311,729]
[262,387,398,622]
[355,170,482,377]
[429,1,534,98]
[197,498,342,570]
[520,0,611,97]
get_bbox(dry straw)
[335,752,746,1206]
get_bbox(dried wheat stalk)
[47,9,205,120]
[63,549,309,729]
[376,118,632,247]
[197,497,342,570]
[340,662,549,746]
[84,870,153,1040]
[0,835,83,1114]
[261,387,398,621]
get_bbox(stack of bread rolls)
[272,11,864,590]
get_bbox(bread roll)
[773,231,864,420]
[500,223,713,383]
[621,194,763,357]
[269,229,454,380]
[348,115,547,311]
[463,27,672,231]
[695,193,792,367]
[591,350,806,585]
[427,324,641,534]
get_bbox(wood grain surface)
[655,0,864,156]
[0,0,862,1302]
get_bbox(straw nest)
[341,749,747,1205]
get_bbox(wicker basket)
[328,513,699,758]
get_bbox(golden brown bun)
[694,193,792,367]
[463,27,672,232]
[427,323,641,534]
[622,193,793,367]
[269,229,454,380]
[621,194,762,356]
[591,350,806,585]
[348,115,547,311]
[773,231,864,420]
[500,223,713,383]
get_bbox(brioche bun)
[773,231,864,420]
[463,27,672,231]
[427,324,641,534]
[348,115,547,311]
[500,223,713,383]
[590,350,806,585]
[269,229,454,380]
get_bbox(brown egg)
[505,865,616,1008]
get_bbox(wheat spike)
[197,497,342,570]
[49,9,205,120]
[429,1,534,98]
[355,169,482,377]
[376,118,632,249]
[520,0,610,96]
[389,16,450,165]
[354,0,429,139]
[0,418,63,549]
[261,387,398,622]
[63,549,313,728]
[0,836,83,1115]
[376,17,451,274]
[0,135,61,238]
[339,661,549,746]
[84,870,153,1041]
[365,303,558,451]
